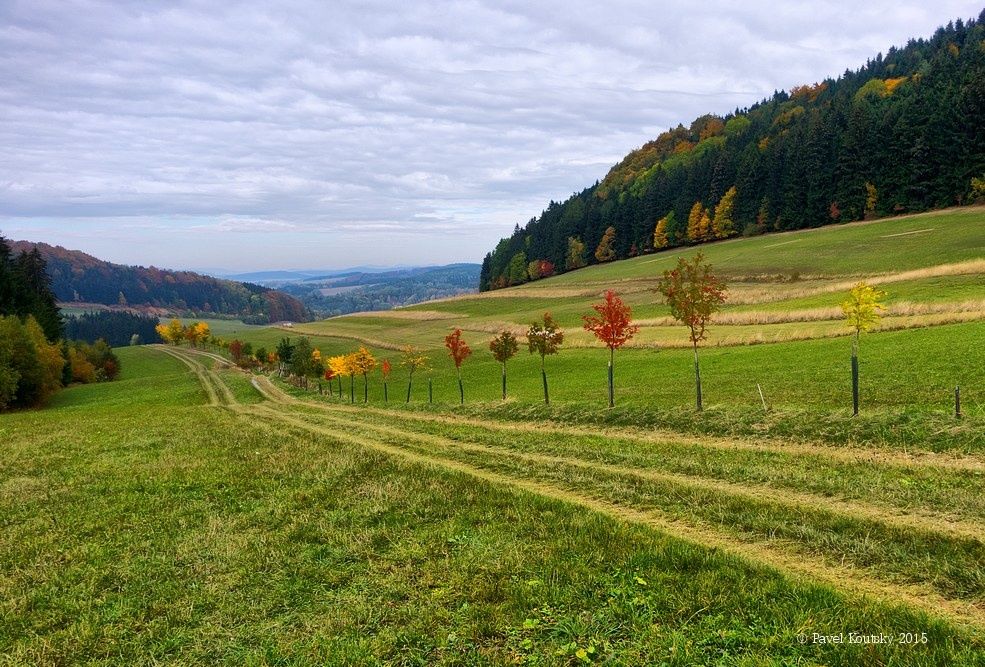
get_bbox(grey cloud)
[1,0,981,270]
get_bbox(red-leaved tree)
[583,290,639,407]
[444,329,472,404]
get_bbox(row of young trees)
[481,14,985,290]
[271,254,889,414]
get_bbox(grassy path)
[160,346,985,635]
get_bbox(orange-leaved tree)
[444,329,472,404]
[400,346,430,403]
[656,251,727,411]
[489,330,519,400]
[381,358,392,402]
[583,290,639,407]
[526,312,564,405]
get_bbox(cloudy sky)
[1,1,980,272]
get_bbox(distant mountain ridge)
[10,241,312,323]
[277,263,481,316]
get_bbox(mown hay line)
[292,398,984,473]
[278,405,985,541]
[246,403,985,632]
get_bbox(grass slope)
[213,208,982,424]
[3,346,983,664]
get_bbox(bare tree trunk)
[693,340,702,411]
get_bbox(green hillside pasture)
[4,347,982,663]
[526,207,985,286]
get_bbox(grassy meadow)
[3,345,985,664]
[4,207,984,664]
[214,208,984,431]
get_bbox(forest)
[0,234,119,410]
[10,241,312,323]
[480,14,985,290]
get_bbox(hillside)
[245,207,984,422]
[481,13,985,290]
[277,263,481,317]
[10,240,311,323]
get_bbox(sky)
[1,1,981,273]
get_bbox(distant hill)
[10,241,312,323]
[277,263,480,316]
[481,12,985,290]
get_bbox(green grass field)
[6,208,983,663]
[204,209,983,426]
[3,345,984,664]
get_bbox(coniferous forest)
[480,14,985,290]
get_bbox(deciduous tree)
[583,290,639,407]
[526,312,564,405]
[594,227,616,262]
[350,346,377,403]
[566,237,586,270]
[712,186,738,239]
[656,252,727,410]
[841,281,886,415]
[444,328,471,404]
[400,347,430,403]
[381,358,392,402]
[489,330,519,400]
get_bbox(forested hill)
[480,13,985,290]
[10,241,312,323]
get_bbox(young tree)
[656,252,727,411]
[566,236,586,270]
[400,346,430,403]
[350,346,377,403]
[276,337,295,376]
[595,226,616,262]
[289,337,314,388]
[841,281,886,416]
[184,321,210,348]
[489,330,519,400]
[155,318,185,345]
[328,354,349,398]
[444,328,472,404]
[526,312,564,405]
[712,186,738,238]
[583,290,639,407]
[228,339,244,363]
[381,358,392,402]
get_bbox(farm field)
[2,344,984,664]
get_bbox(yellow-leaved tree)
[327,354,349,399]
[594,226,616,263]
[841,281,886,415]
[712,186,737,238]
[400,346,430,403]
[155,318,185,345]
[652,214,670,249]
[349,346,377,403]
